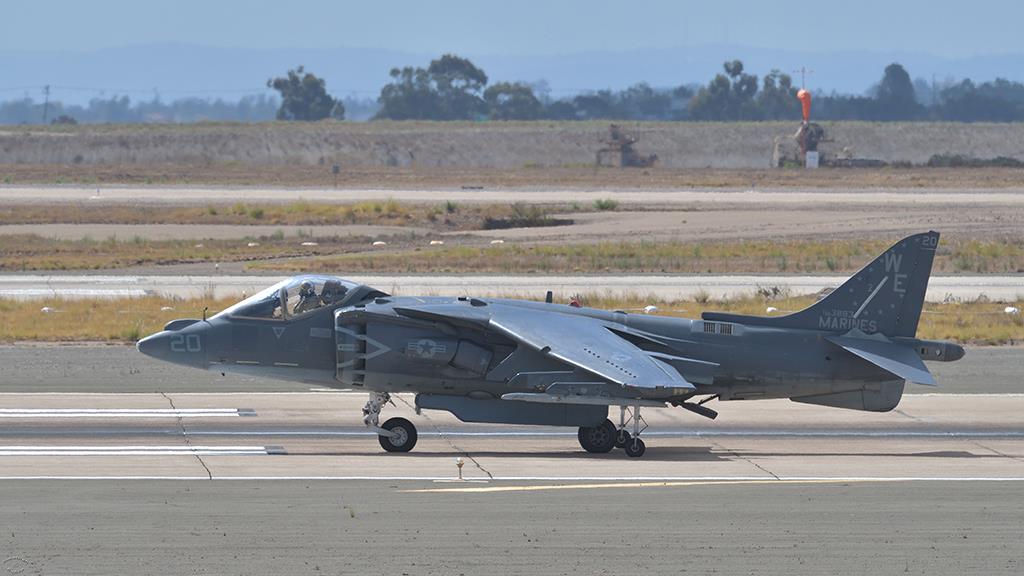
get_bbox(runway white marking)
[0,445,273,456]
[1,392,1019,397]
[0,408,249,418]
[0,392,366,396]
[1,475,1024,482]
[183,430,1024,438]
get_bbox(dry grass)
[253,237,1024,275]
[0,296,237,342]
[4,234,1021,273]
[1,294,1019,345]
[0,200,573,229]
[0,234,376,271]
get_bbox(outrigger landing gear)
[363,392,418,453]
[617,405,647,458]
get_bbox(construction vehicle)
[596,124,658,168]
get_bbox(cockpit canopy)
[215,275,374,321]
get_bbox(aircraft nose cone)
[136,331,170,359]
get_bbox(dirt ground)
[6,121,1024,169]
[7,204,1016,247]
[5,163,1024,189]
[467,205,1024,245]
[1,184,1021,246]
[0,223,431,241]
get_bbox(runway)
[3,273,1021,301]
[0,392,1022,574]
[0,391,1021,481]
[1,479,1017,575]
[0,362,1022,573]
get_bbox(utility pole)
[792,67,814,90]
[42,85,51,124]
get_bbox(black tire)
[614,429,632,449]
[578,419,616,454]
[624,438,646,458]
[378,417,417,453]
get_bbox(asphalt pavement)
[0,391,1023,575]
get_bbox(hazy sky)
[5,0,1023,58]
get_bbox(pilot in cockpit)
[320,280,347,307]
[293,281,322,315]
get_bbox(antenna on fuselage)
[203,307,208,322]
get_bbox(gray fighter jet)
[138,231,964,457]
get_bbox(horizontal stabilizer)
[826,335,937,386]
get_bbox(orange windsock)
[797,89,812,122]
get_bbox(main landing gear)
[363,392,418,453]
[577,405,648,458]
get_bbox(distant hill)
[4,43,1024,106]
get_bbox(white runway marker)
[0,445,275,456]
[184,429,1024,438]
[0,408,252,418]
[2,475,1024,482]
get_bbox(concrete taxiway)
[0,390,1022,574]
[0,479,1019,575]
[0,391,1022,480]
[1,346,1021,575]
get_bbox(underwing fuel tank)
[791,381,906,412]
[415,394,607,427]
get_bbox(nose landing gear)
[378,417,417,452]
[363,392,418,453]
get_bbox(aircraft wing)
[826,335,937,386]
[394,302,694,392]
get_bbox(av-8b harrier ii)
[138,231,964,457]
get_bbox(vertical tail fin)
[703,231,939,337]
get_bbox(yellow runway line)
[403,477,898,494]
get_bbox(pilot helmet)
[299,280,315,296]
[320,281,347,305]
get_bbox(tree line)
[350,55,1024,123]
[5,55,1024,124]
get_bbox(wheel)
[614,429,632,449]
[378,417,417,453]
[624,438,646,458]
[578,419,616,454]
